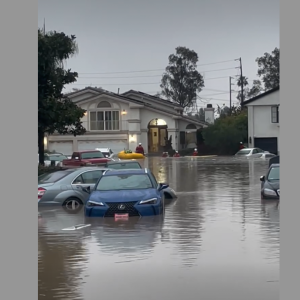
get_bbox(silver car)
[38,167,108,213]
[235,147,271,158]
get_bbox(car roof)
[106,160,139,164]
[77,150,101,153]
[62,166,110,172]
[103,168,149,176]
[96,148,111,151]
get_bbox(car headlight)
[263,188,277,196]
[87,201,105,207]
[139,198,157,205]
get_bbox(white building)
[45,87,211,155]
[243,86,280,154]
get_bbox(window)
[73,170,104,184]
[271,106,279,123]
[81,152,104,159]
[267,167,280,181]
[38,170,74,184]
[96,174,153,191]
[107,162,142,170]
[89,101,120,131]
[252,149,258,154]
[236,149,251,155]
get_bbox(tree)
[38,29,86,165]
[202,109,248,155]
[160,46,205,109]
[256,47,280,90]
[195,108,205,122]
[236,47,280,102]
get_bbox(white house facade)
[243,87,280,155]
[45,87,208,155]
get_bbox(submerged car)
[104,160,177,199]
[38,167,109,212]
[235,147,271,158]
[84,168,169,218]
[95,148,114,158]
[260,163,280,200]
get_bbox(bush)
[201,110,248,155]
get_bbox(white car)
[260,152,277,159]
[235,147,271,158]
[38,153,68,166]
[95,148,114,158]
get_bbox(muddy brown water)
[38,156,279,300]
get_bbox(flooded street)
[38,157,279,300]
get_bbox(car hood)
[88,189,158,203]
[265,180,280,190]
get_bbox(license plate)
[114,213,129,221]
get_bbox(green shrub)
[202,110,248,155]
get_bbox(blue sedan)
[84,168,169,218]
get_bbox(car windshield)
[46,155,67,161]
[267,166,280,181]
[96,174,153,191]
[108,162,141,170]
[38,170,73,184]
[236,149,251,155]
[81,152,104,159]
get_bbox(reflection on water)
[38,157,279,300]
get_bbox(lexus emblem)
[118,204,126,210]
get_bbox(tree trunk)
[38,129,45,165]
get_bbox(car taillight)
[38,187,46,200]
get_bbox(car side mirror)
[158,183,169,190]
[260,176,265,182]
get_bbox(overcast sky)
[38,0,279,111]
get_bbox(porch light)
[83,111,87,116]
[121,109,127,115]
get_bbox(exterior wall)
[246,90,280,153]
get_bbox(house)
[45,87,211,155]
[243,86,280,154]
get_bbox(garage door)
[254,137,278,154]
[78,140,128,153]
[48,141,73,156]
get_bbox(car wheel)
[62,198,83,214]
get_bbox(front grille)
[104,201,140,217]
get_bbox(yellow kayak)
[117,151,145,160]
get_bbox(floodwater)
[38,157,279,300]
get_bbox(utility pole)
[235,57,244,103]
[239,57,244,103]
[229,76,232,111]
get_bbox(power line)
[78,59,237,75]
[70,75,238,86]
[78,67,237,78]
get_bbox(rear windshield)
[38,170,73,184]
[236,149,251,155]
[46,155,68,161]
[81,152,104,159]
[107,162,141,169]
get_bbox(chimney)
[204,104,215,124]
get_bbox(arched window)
[186,123,197,130]
[89,101,120,131]
[97,101,111,108]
